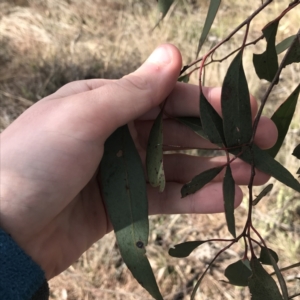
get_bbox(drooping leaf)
[267,84,300,158]
[196,0,221,57]
[252,184,273,206]
[176,117,206,139]
[200,92,225,145]
[259,247,279,265]
[177,74,189,83]
[223,165,236,238]
[253,20,279,83]
[99,125,163,300]
[248,258,283,300]
[268,250,289,300]
[224,259,252,286]
[282,34,300,67]
[169,241,206,258]
[146,109,165,192]
[157,0,174,19]
[221,50,253,147]
[292,144,300,159]
[234,144,300,193]
[181,166,224,197]
[276,35,297,54]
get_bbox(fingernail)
[147,46,172,65]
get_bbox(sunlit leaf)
[181,166,224,197]
[292,144,300,159]
[223,165,236,238]
[276,35,297,54]
[196,0,221,57]
[146,109,165,192]
[221,50,252,147]
[252,184,273,206]
[224,259,252,286]
[267,84,300,158]
[234,144,300,193]
[200,92,225,145]
[259,247,279,265]
[249,258,283,300]
[282,34,300,67]
[99,125,163,300]
[169,241,206,258]
[177,74,189,83]
[176,117,206,139]
[253,20,279,83]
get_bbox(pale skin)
[0,44,277,280]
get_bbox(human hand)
[0,44,277,279]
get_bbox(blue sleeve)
[0,227,49,300]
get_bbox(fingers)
[163,154,270,185]
[140,85,258,120]
[148,182,243,215]
[136,115,278,150]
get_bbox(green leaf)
[282,34,300,67]
[196,0,221,57]
[292,144,300,159]
[276,35,297,54]
[267,84,300,158]
[248,258,283,300]
[252,184,273,206]
[168,241,206,258]
[224,259,252,286]
[157,0,174,19]
[223,165,236,238]
[268,251,289,300]
[235,144,300,193]
[176,117,206,139]
[146,109,165,192]
[221,50,253,147]
[200,92,225,145]
[253,20,279,83]
[99,125,163,300]
[177,74,189,83]
[181,166,224,197]
[259,247,279,265]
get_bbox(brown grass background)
[0,0,299,299]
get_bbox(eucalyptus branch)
[251,29,300,143]
[270,262,300,276]
[180,0,273,76]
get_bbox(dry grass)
[1,0,299,299]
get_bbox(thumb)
[86,44,182,138]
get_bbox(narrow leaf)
[268,251,289,300]
[292,144,300,159]
[176,117,206,139]
[181,166,224,197]
[221,50,253,147]
[276,35,297,54]
[200,92,225,145]
[249,258,283,300]
[223,165,236,238]
[259,247,279,265]
[234,144,300,193]
[224,260,252,286]
[157,0,174,19]
[168,241,206,258]
[196,0,221,57]
[267,84,300,158]
[282,34,300,67]
[146,110,165,192]
[177,74,189,83]
[252,184,273,206]
[99,125,163,300]
[253,20,279,83]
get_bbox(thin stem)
[269,262,300,276]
